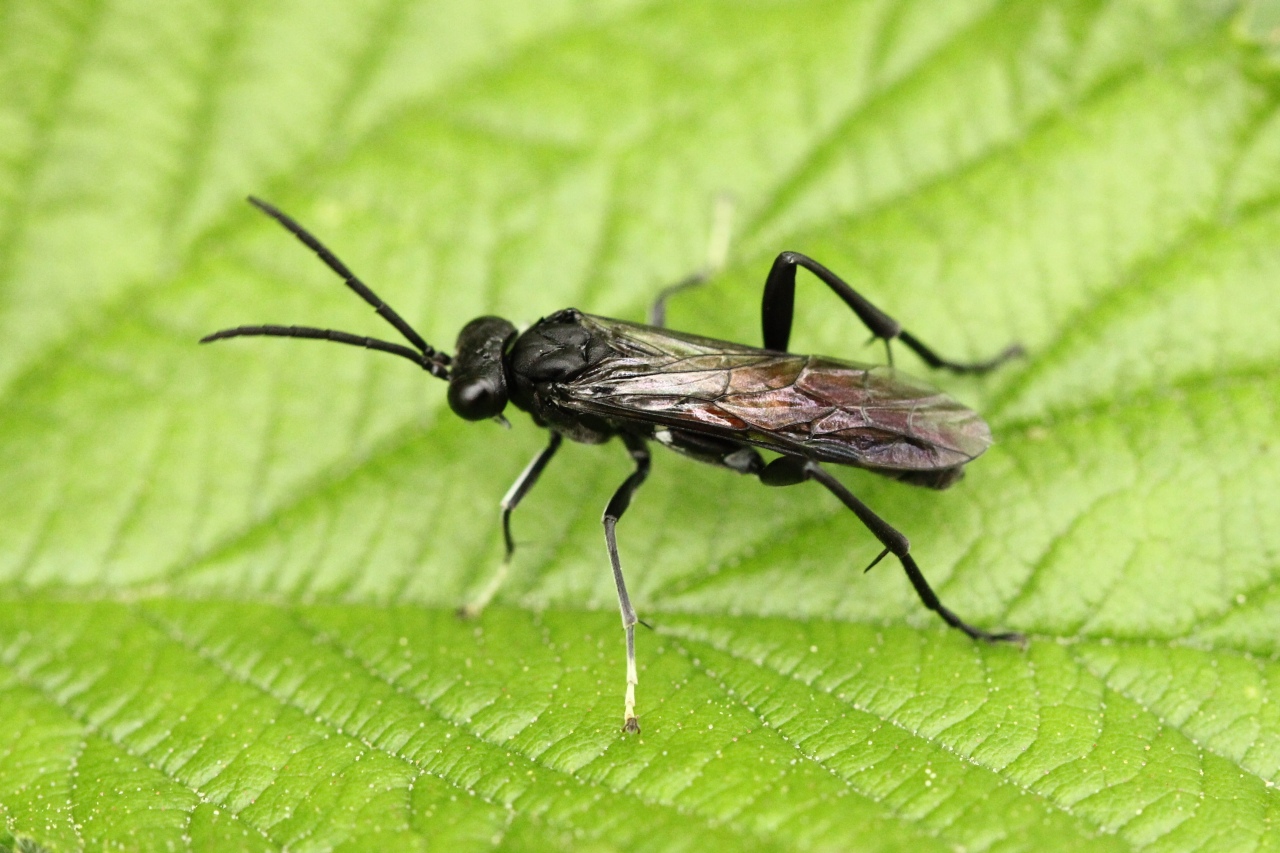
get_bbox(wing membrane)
[554,315,991,471]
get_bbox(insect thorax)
[506,309,616,443]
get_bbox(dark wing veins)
[555,314,992,471]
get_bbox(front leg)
[460,432,563,618]
[602,433,651,733]
[761,251,1023,373]
[501,432,564,561]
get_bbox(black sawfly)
[202,196,1025,733]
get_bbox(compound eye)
[448,377,505,421]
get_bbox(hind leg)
[760,251,1023,372]
[759,456,1023,643]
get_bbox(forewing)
[558,316,992,470]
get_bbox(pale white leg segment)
[648,193,735,327]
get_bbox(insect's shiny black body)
[203,197,1025,734]
[509,309,989,488]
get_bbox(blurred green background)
[2,1,1279,850]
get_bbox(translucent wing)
[553,315,992,471]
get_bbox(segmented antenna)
[199,196,450,380]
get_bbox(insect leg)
[761,251,1023,373]
[459,432,564,619]
[602,433,651,732]
[501,432,564,561]
[648,194,735,327]
[760,456,1024,644]
[649,272,709,328]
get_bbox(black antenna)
[199,196,450,380]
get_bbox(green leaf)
[1,0,1277,849]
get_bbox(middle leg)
[648,193,735,327]
[602,432,652,733]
